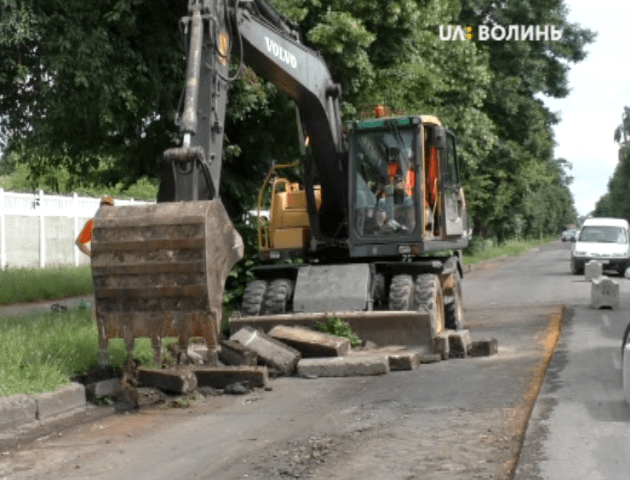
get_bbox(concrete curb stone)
[36,383,86,421]
[0,382,87,432]
[297,355,389,377]
[0,395,37,431]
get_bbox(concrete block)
[585,260,603,281]
[419,353,442,364]
[268,325,350,357]
[623,344,630,406]
[0,394,37,431]
[388,351,422,371]
[194,366,268,389]
[297,356,389,377]
[36,383,86,421]
[219,339,258,366]
[469,338,499,357]
[448,330,472,358]
[591,276,619,309]
[86,378,121,402]
[230,327,301,375]
[349,346,420,370]
[137,368,198,394]
[432,333,450,360]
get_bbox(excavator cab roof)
[349,114,442,132]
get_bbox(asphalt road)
[2,241,625,480]
[514,245,630,480]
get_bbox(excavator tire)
[91,200,243,364]
[388,274,414,310]
[262,278,293,315]
[240,279,268,316]
[444,271,464,330]
[413,273,445,338]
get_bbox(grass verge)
[463,237,556,265]
[0,306,176,398]
[0,265,93,305]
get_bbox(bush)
[314,317,362,347]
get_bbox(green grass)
[463,237,556,265]
[0,265,94,305]
[0,307,177,398]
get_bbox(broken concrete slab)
[448,330,472,359]
[230,327,301,375]
[469,338,499,357]
[591,276,619,309]
[268,325,350,357]
[585,260,603,282]
[36,383,86,421]
[194,366,268,389]
[297,356,389,377]
[219,339,258,366]
[137,368,198,395]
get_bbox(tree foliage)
[595,108,630,220]
[0,0,591,238]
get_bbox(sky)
[543,1,630,217]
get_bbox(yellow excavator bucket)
[91,200,244,364]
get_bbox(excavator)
[91,0,468,364]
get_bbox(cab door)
[442,131,466,237]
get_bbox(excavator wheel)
[388,274,414,310]
[444,271,464,330]
[241,279,268,316]
[413,273,445,338]
[262,278,293,315]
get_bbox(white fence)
[0,188,154,269]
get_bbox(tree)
[594,107,630,221]
[0,0,591,241]
[454,0,593,240]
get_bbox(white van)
[571,217,630,275]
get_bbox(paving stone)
[269,325,351,357]
[585,260,603,281]
[469,338,499,357]
[0,394,37,431]
[194,366,268,389]
[36,383,86,421]
[297,356,389,377]
[137,368,198,394]
[230,327,301,375]
[591,276,619,309]
[219,339,258,366]
[448,330,472,358]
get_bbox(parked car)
[561,229,577,242]
[570,218,630,275]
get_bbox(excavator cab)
[348,115,467,258]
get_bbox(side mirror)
[431,126,446,149]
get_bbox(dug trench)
[0,304,563,480]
